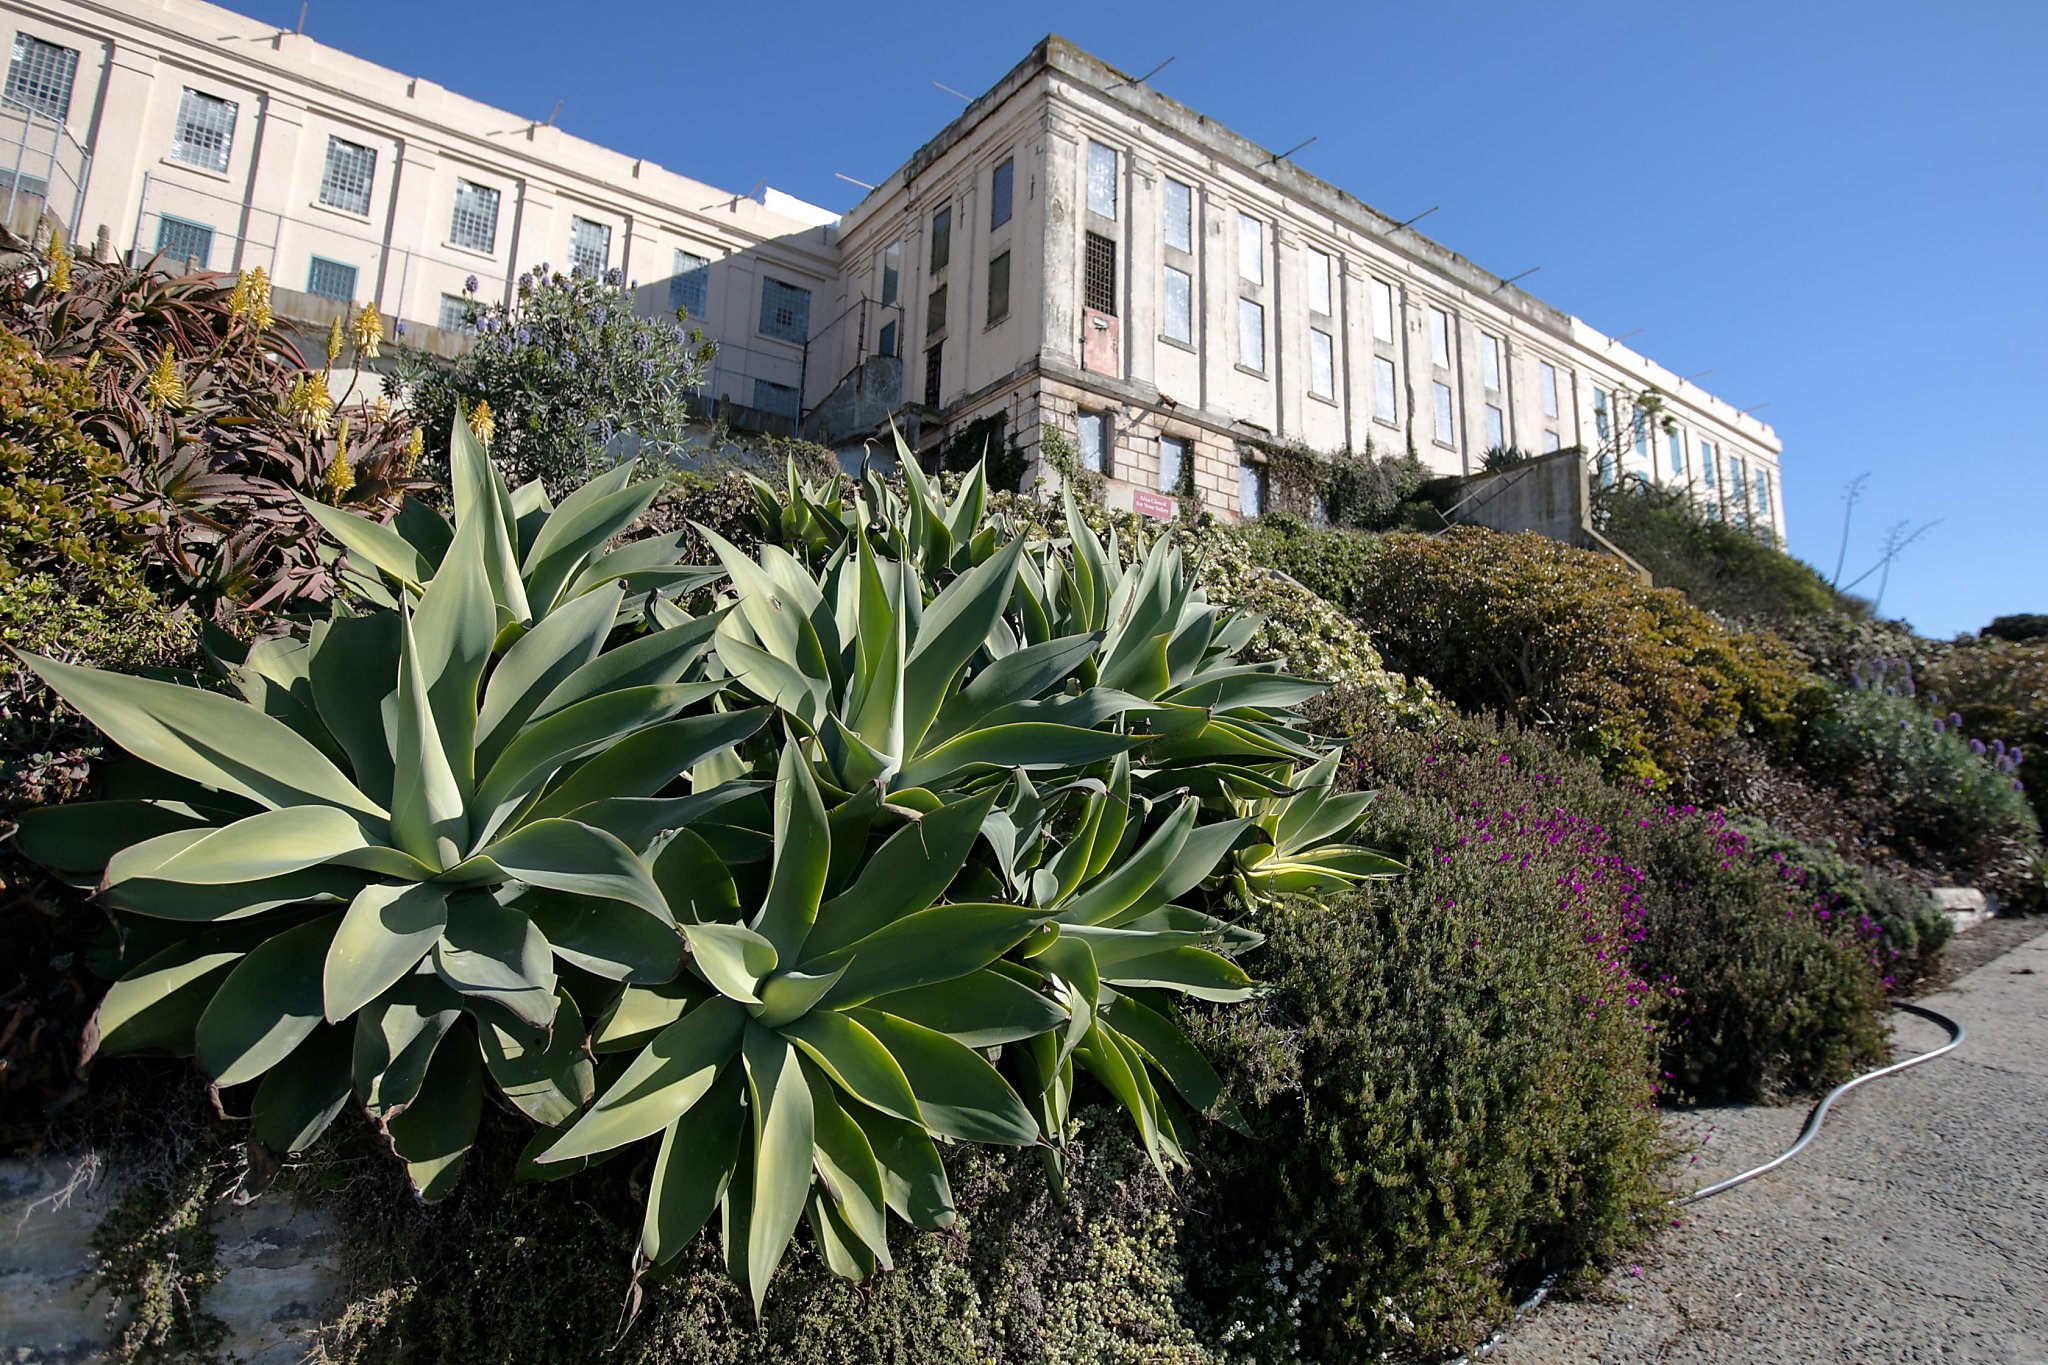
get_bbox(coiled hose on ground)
[1445,999,1968,1364]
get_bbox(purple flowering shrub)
[1922,635,2048,846]
[390,267,716,488]
[1191,714,1673,1358]
[1801,658,2040,895]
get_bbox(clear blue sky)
[238,0,2045,637]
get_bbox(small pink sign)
[1132,489,1177,520]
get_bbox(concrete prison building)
[1,1,1783,536]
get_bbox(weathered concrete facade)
[1,4,1783,536]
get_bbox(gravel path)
[1489,924,2048,1365]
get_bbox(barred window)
[1307,248,1333,315]
[930,206,951,272]
[878,320,898,358]
[1371,278,1396,344]
[990,157,1013,229]
[450,179,500,252]
[306,256,358,302]
[1238,459,1266,518]
[1237,298,1264,372]
[1543,431,1561,453]
[1428,307,1451,368]
[760,275,811,342]
[925,284,947,337]
[1163,177,1192,253]
[1668,428,1685,477]
[1086,141,1117,219]
[1480,332,1503,391]
[1485,404,1506,449]
[1432,381,1455,444]
[438,293,473,332]
[1158,434,1188,493]
[4,33,77,121]
[1374,356,1397,423]
[170,88,237,172]
[1699,440,1718,488]
[753,379,799,420]
[154,215,213,269]
[879,239,901,306]
[1309,328,1335,399]
[1083,232,1116,316]
[569,216,611,277]
[924,342,943,407]
[318,136,376,216]
[1237,213,1263,284]
[1539,361,1560,418]
[986,250,1010,324]
[1162,266,1191,344]
[669,250,709,317]
[1078,411,1110,474]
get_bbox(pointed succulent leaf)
[531,708,767,822]
[195,912,341,1088]
[542,997,747,1162]
[473,583,621,768]
[844,1100,955,1231]
[477,819,668,920]
[297,495,432,590]
[810,904,1053,1009]
[88,939,242,1060]
[640,1063,745,1265]
[897,722,1138,789]
[354,983,461,1114]
[384,1023,484,1201]
[752,742,829,959]
[448,418,532,624]
[680,922,778,1004]
[803,788,996,958]
[469,683,701,841]
[389,607,469,870]
[804,1068,893,1268]
[865,970,1067,1047]
[323,881,450,1022]
[251,1024,354,1156]
[103,806,371,888]
[1100,990,1242,1130]
[481,986,595,1125]
[741,1023,815,1315]
[592,979,706,1053]
[776,1011,921,1125]
[432,893,558,1032]
[12,800,207,877]
[847,1008,1038,1145]
[309,612,401,805]
[524,889,686,984]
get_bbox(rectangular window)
[1542,430,1561,453]
[450,179,500,252]
[930,206,951,272]
[1757,469,1774,518]
[6,33,78,121]
[1373,356,1397,423]
[1728,453,1744,501]
[1593,388,1611,441]
[1306,247,1332,315]
[1238,298,1265,372]
[753,379,799,420]
[1237,213,1263,284]
[1162,265,1192,344]
[878,320,898,358]
[1078,410,1109,474]
[1484,404,1505,450]
[1667,428,1685,477]
[1699,439,1717,488]
[1158,434,1189,493]
[1238,460,1266,518]
[170,88,237,172]
[569,216,611,277]
[1428,307,1451,368]
[880,239,902,306]
[1480,332,1502,391]
[1539,361,1560,418]
[305,256,357,302]
[1596,452,1615,488]
[669,250,709,318]
[438,293,472,332]
[1083,232,1117,316]
[1633,411,1650,460]
[925,284,948,336]
[760,275,812,342]
[1309,328,1335,399]
[986,250,1010,324]
[924,342,943,407]
[1163,177,1192,253]
[1086,141,1118,218]
[1371,278,1395,344]
[318,136,376,216]
[990,157,1014,229]
[153,215,213,269]
[1432,380,1454,444]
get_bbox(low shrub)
[1920,635,2048,837]
[1592,477,1844,627]
[1283,526,1817,786]
[1801,675,2040,890]
[1733,822,1951,987]
[1195,713,1671,1360]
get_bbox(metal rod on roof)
[1263,136,1318,166]
[1611,327,1645,342]
[1115,56,1177,88]
[1493,267,1541,291]
[294,3,307,34]
[1386,206,1439,234]
[1741,402,1773,413]
[1681,369,1714,382]
[835,172,876,190]
[932,81,973,103]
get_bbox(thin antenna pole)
[295,3,307,34]
[1681,369,1713,382]
[835,172,876,190]
[1117,56,1176,87]
[1263,135,1318,165]
[1610,327,1645,342]
[1740,401,1772,413]
[932,81,972,103]
[1493,267,1541,291]
[1386,206,1438,234]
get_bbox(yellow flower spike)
[248,267,274,332]
[43,228,71,292]
[227,270,252,320]
[325,315,345,366]
[351,301,384,360]
[401,425,423,476]
[467,398,495,448]
[144,348,185,411]
[371,393,391,420]
[321,421,356,503]
[286,374,334,437]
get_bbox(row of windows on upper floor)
[1591,389,1775,521]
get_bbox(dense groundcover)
[4,252,2041,1364]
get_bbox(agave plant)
[17,423,1399,1311]
[15,463,747,1197]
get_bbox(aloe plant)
[17,422,1399,1311]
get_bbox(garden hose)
[1446,999,1967,1363]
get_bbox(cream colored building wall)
[1,0,838,414]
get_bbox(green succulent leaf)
[252,1023,354,1155]
[541,997,746,1162]
[384,1022,484,1201]
[88,938,243,1061]
[864,970,1067,1048]
[640,1063,745,1266]
[195,912,341,1088]
[740,1023,815,1315]
[324,880,451,1022]
[848,1008,1038,1145]
[432,894,558,1032]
